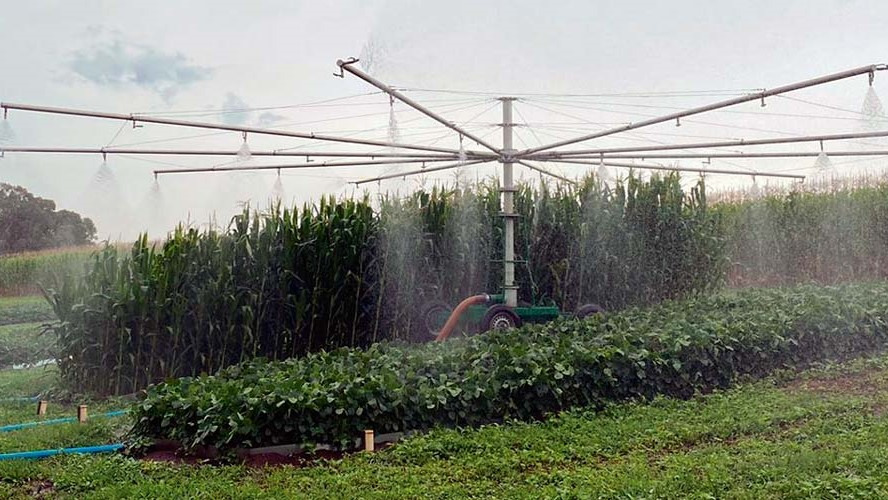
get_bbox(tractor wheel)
[419,300,452,340]
[575,303,605,319]
[480,305,523,332]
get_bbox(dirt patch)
[140,449,207,465]
[781,366,888,419]
[140,448,347,468]
[25,480,54,498]
[136,440,216,465]
[646,417,807,466]
[782,370,883,397]
[242,449,346,468]
[135,440,399,468]
[241,442,397,468]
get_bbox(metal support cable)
[337,59,502,153]
[520,65,887,155]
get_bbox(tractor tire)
[480,305,523,332]
[575,303,605,319]
[418,300,453,340]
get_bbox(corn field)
[0,246,96,296]
[45,173,724,395]
[716,178,888,287]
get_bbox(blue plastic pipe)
[0,416,74,433]
[0,409,129,433]
[0,443,124,461]
[0,396,40,403]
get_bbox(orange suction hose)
[435,294,490,342]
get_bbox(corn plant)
[46,174,726,395]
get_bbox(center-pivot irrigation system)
[2,60,887,335]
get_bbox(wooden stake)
[364,429,375,452]
[36,400,48,416]
[77,405,88,423]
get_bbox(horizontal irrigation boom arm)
[348,158,583,186]
[351,159,490,185]
[519,64,888,156]
[0,102,496,157]
[526,130,888,158]
[0,147,470,160]
[534,158,806,180]
[152,157,462,176]
[337,58,502,154]
[584,151,888,160]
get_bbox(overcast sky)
[1,0,887,239]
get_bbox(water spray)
[272,169,286,200]
[3,60,888,334]
[749,175,761,199]
[237,132,252,162]
[863,87,885,120]
[596,154,613,183]
[814,151,835,175]
[0,108,14,145]
[387,95,400,144]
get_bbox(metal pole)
[0,147,467,159]
[501,98,518,308]
[351,159,491,185]
[0,102,495,157]
[153,157,459,176]
[337,59,502,154]
[535,158,806,180]
[520,64,888,155]
[526,130,888,158]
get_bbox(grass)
[0,366,129,455]
[0,296,54,326]
[0,322,55,368]
[0,293,129,457]
[1,354,888,498]
[0,365,57,401]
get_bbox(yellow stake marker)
[364,430,375,452]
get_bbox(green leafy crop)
[131,282,888,451]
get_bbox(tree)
[0,183,96,254]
